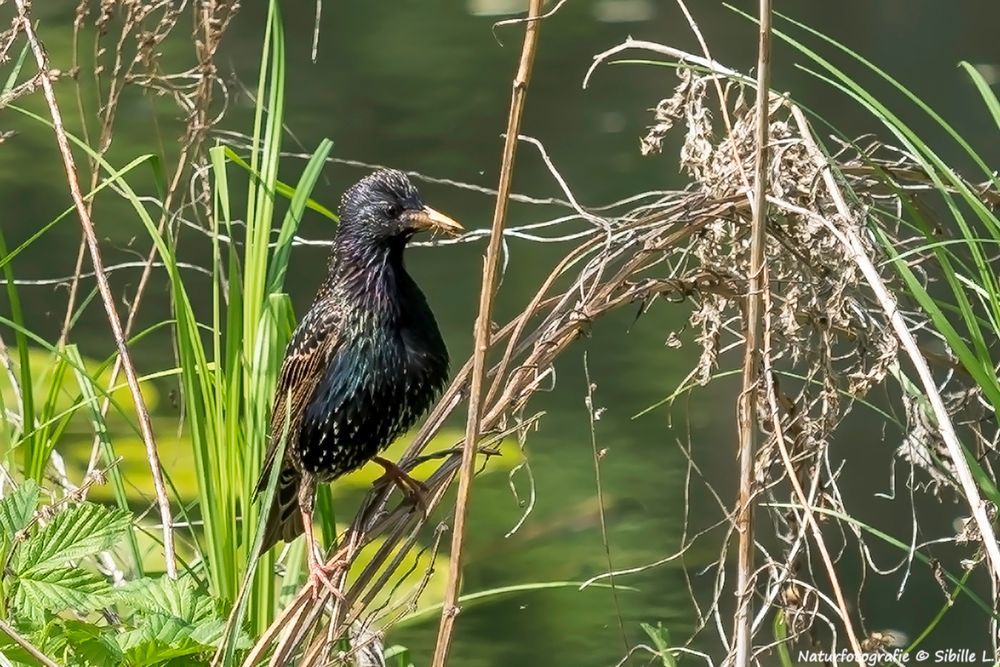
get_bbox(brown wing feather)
[255,315,341,496]
[255,314,341,552]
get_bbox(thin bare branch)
[430,1,546,664]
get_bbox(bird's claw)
[372,456,430,516]
[397,476,430,517]
[307,555,347,601]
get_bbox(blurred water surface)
[3,1,999,665]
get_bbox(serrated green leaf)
[12,566,114,614]
[118,613,216,666]
[118,613,191,651]
[16,502,130,574]
[0,479,40,539]
[188,619,227,647]
[121,639,211,666]
[118,576,198,620]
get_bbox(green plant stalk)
[772,611,794,667]
[67,345,143,574]
[0,225,35,463]
[25,351,70,482]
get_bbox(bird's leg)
[299,476,346,601]
[372,456,429,514]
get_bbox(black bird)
[256,168,462,596]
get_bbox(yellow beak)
[405,206,464,237]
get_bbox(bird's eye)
[385,204,403,218]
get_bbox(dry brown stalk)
[582,32,1000,661]
[430,1,545,664]
[584,354,631,658]
[732,2,771,664]
[80,1,237,486]
[12,0,177,578]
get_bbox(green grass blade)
[0,222,34,458]
[397,581,635,626]
[66,344,143,575]
[267,138,334,295]
[2,43,29,93]
[222,147,337,222]
[960,61,1000,133]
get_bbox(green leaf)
[118,575,220,628]
[115,575,239,662]
[397,581,636,626]
[16,502,130,574]
[222,146,338,222]
[120,615,194,651]
[2,42,30,94]
[118,612,226,666]
[773,611,795,667]
[385,645,415,667]
[0,479,40,540]
[266,138,334,294]
[13,566,114,614]
[960,61,1000,132]
[640,622,678,667]
[56,620,125,667]
[119,576,198,619]
[123,644,212,666]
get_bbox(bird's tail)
[258,466,305,554]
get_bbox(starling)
[255,168,462,596]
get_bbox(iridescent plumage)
[255,170,461,591]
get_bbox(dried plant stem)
[12,0,177,578]
[430,4,545,663]
[584,355,631,659]
[733,2,771,665]
[761,288,866,665]
[672,0,751,192]
[0,618,60,667]
[790,105,1000,587]
[584,38,753,90]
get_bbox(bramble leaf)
[16,502,130,573]
[0,479,40,542]
[12,566,115,614]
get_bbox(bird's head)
[338,169,463,247]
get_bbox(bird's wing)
[255,310,341,496]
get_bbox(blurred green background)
[2,1,999,664]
